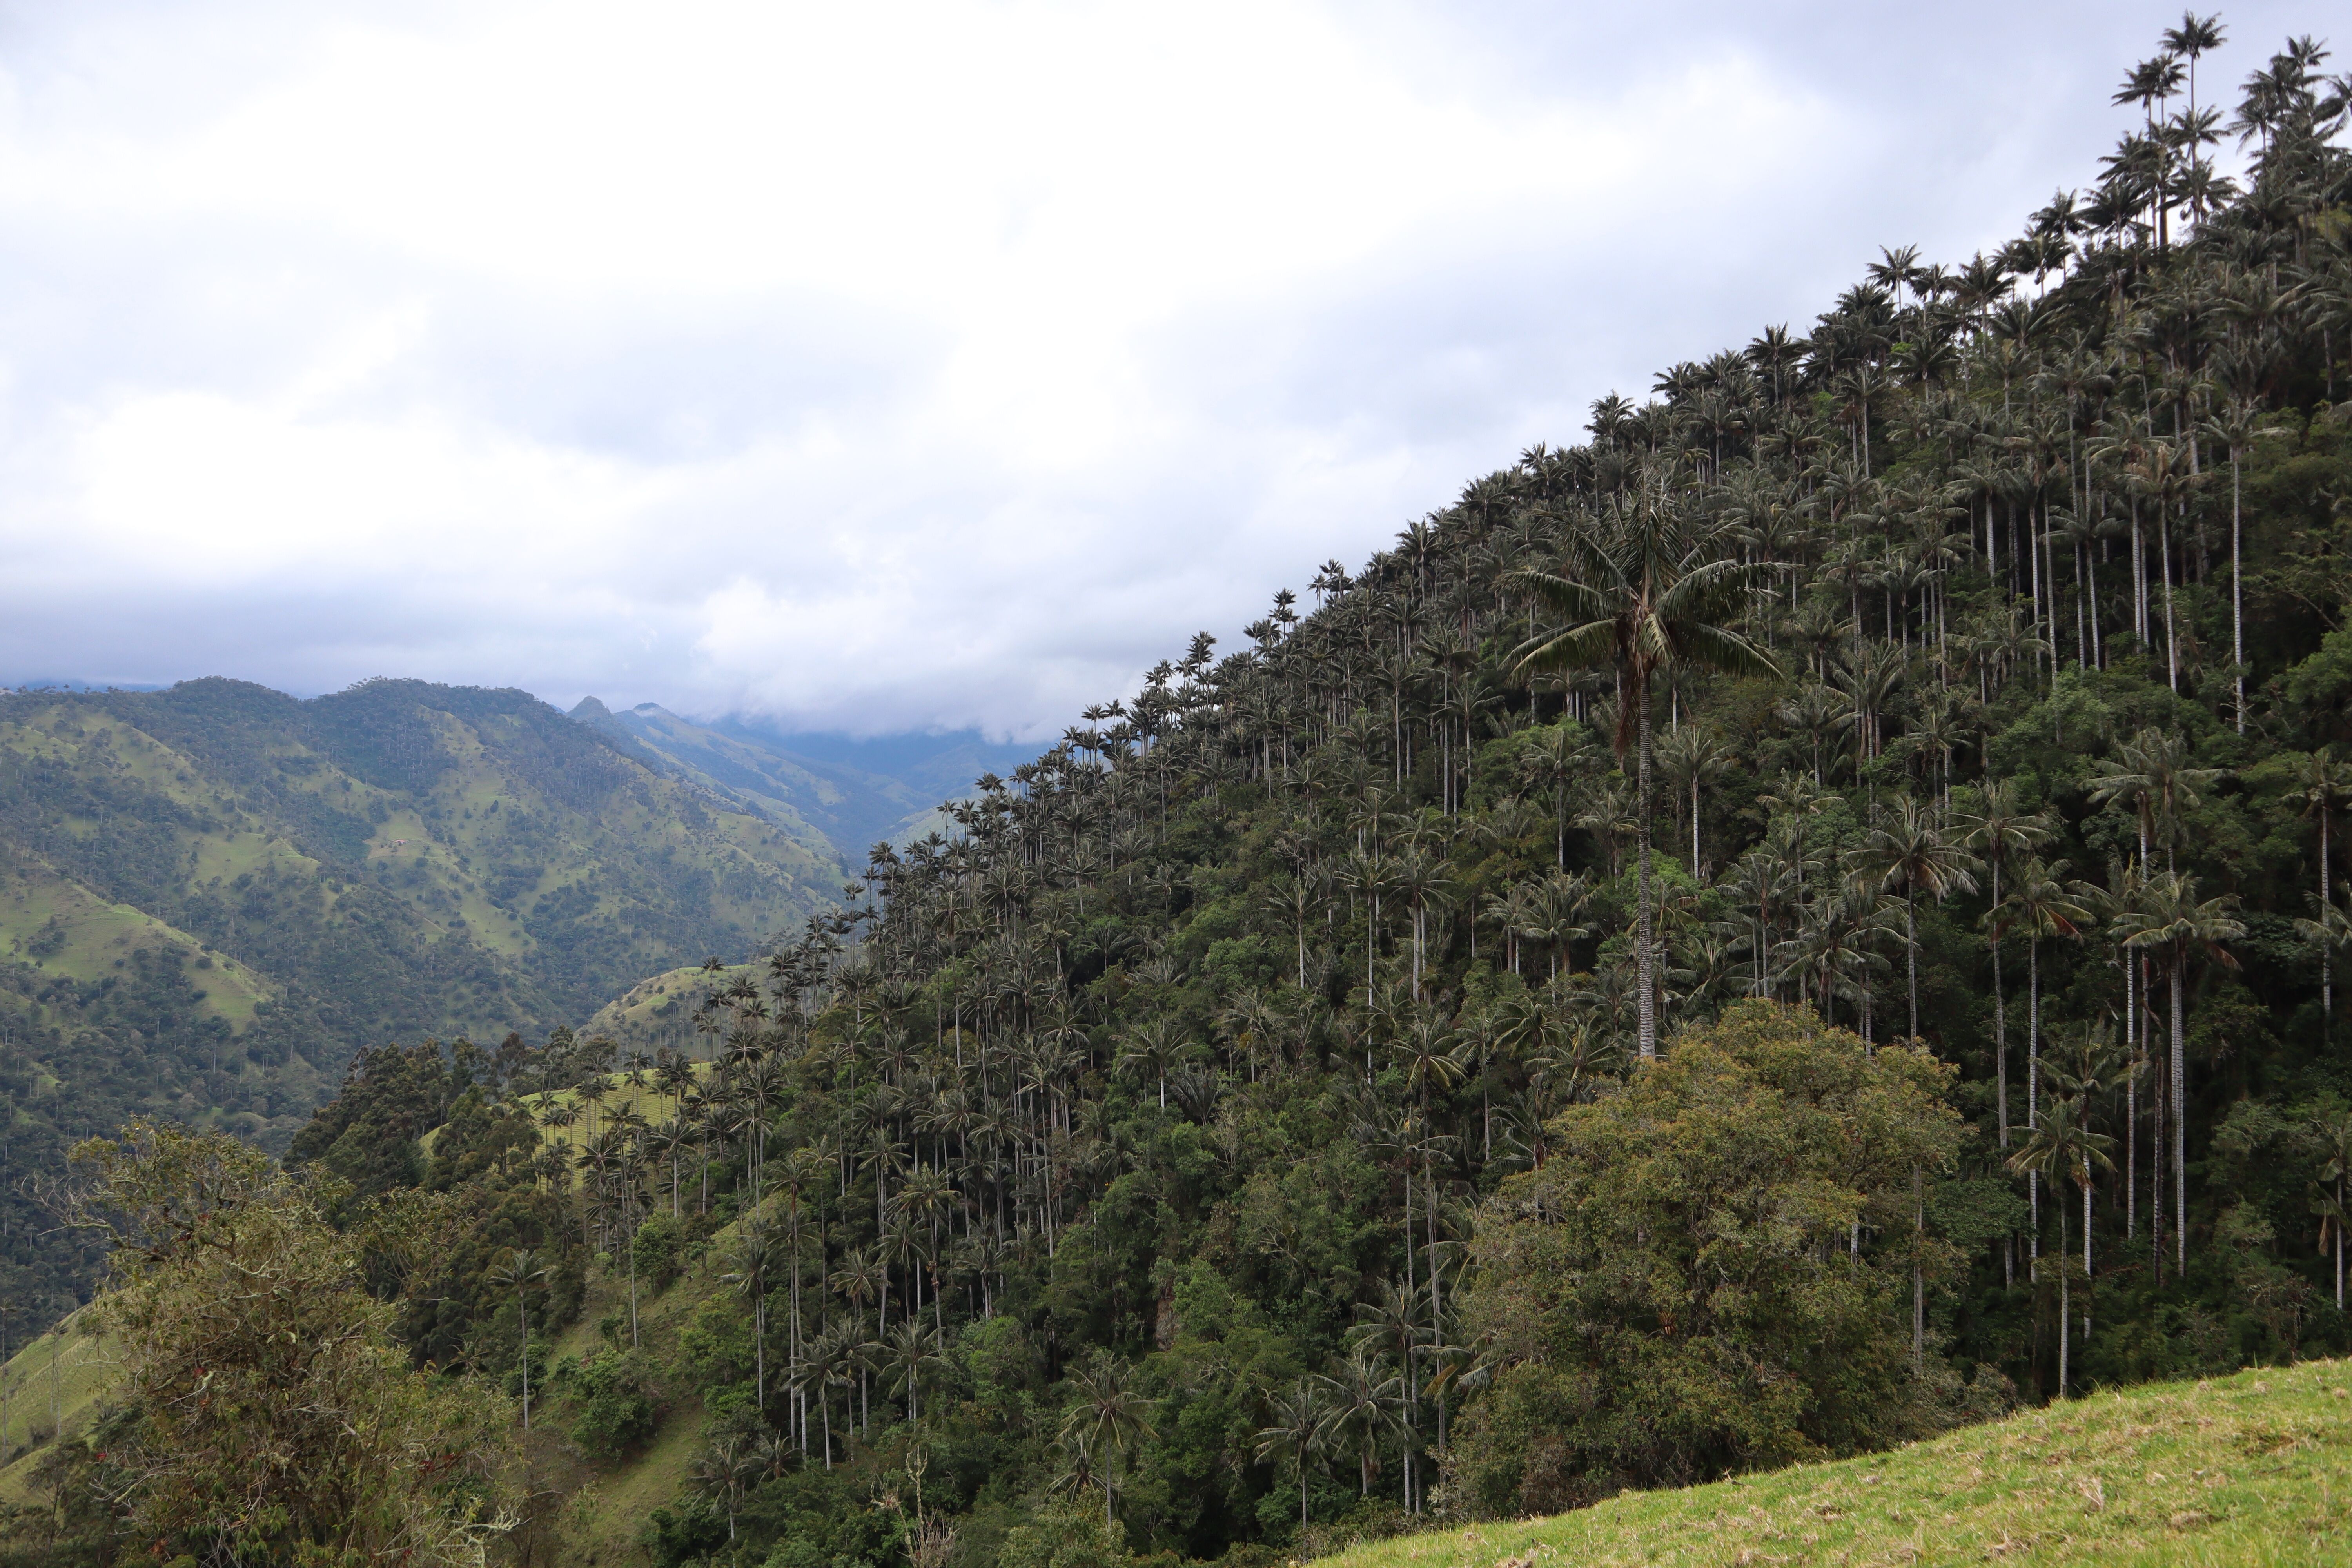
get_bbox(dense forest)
[8,17,2352,1568]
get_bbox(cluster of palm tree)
[468,21,2352,1532]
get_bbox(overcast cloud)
[0,1,2323,737]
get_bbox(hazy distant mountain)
[569,699,1034,859]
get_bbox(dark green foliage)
[634,1212,686,1293]
[1448,1003,1996,1515]
[559,1348,661,1459]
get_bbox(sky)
[0,1,2323,739]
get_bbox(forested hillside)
[11,19,2352,1568]
[0,677,839,1342]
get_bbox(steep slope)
[0,678,839,1334]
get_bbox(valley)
[0,679,860,1335]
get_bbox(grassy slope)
[536,1252,724,1566]
[0,1230,717,1557]
[1323,1362,2352,1568]
[505,1060,753,1566]
[0,1314,111,1505]
[574,965,751,1060]
[0,858,270,1028]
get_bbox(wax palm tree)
[1255,1381,1331,1528]
[1060,1356,1156,1526]
[2288,750,2351,1019]
[1847,794,1981,1041]
[1959,780,2060,1147]
[1262,869,1327,990]
[2198,396,2275,729]
[694,1432,761,1543]
[576,1075,612,1141]
[488,1247,551,1429]
[2007,1093,2116,1399]
[1314,1345,1403,1498]
[1516,721,1599,868]
[1654,724,1728,878]
[536,1099,579,1140]
[1775,884,1896,1033]
[1994,856,2091,1247]
[2045,1021,2129,1297]
[825,1246,883,1419]
[1388,843,1455,999]
[1115,1017,1193,1111]
[2114,871,2244,1271]
[2089,728,2221,874]
[1507,485,1782,1056]
[1348,1278,1434,1511]
[724,1219,780,1410]
[2296,894,2352,1029]
[886,1318,947,1426]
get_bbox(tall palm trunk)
[2232,450,2245,732]
[2125,959,2138,1238]
[2083,1156,2094,1341]
[2029,935,2042,1267]
[2321,808,2334,1022]
[2172,955,2187,1271]
[517,1298,532,1429]
[1637,670,1657,1059]
[2336,1171,2346,1311]
[2056,1192,2071,1399]
[1991,865,2009,1151]
[1904,892,1918,1041]
[2161,506,2179,693]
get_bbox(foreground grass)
[1321,1360,2352,1568]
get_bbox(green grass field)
[0,1313,113,1504]
[0,864,270,1027]
[1319,1361,2352,1568]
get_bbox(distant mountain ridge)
[568,698,1034,856]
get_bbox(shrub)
[633,1213,684,1293]
[559,1348,659,1459]
[1448,1002,1971,1515]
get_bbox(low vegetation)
[1316,1359,2352,1568]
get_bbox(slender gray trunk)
[1637,670,1657,1058]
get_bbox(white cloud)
[0,0,2321,734]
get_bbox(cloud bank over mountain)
[0,0,2303,737]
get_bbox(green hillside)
[0,677,841,1337]
[1311,1359,2352,1567]
[576,964,749,1058]
[11,20,2352,1568]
